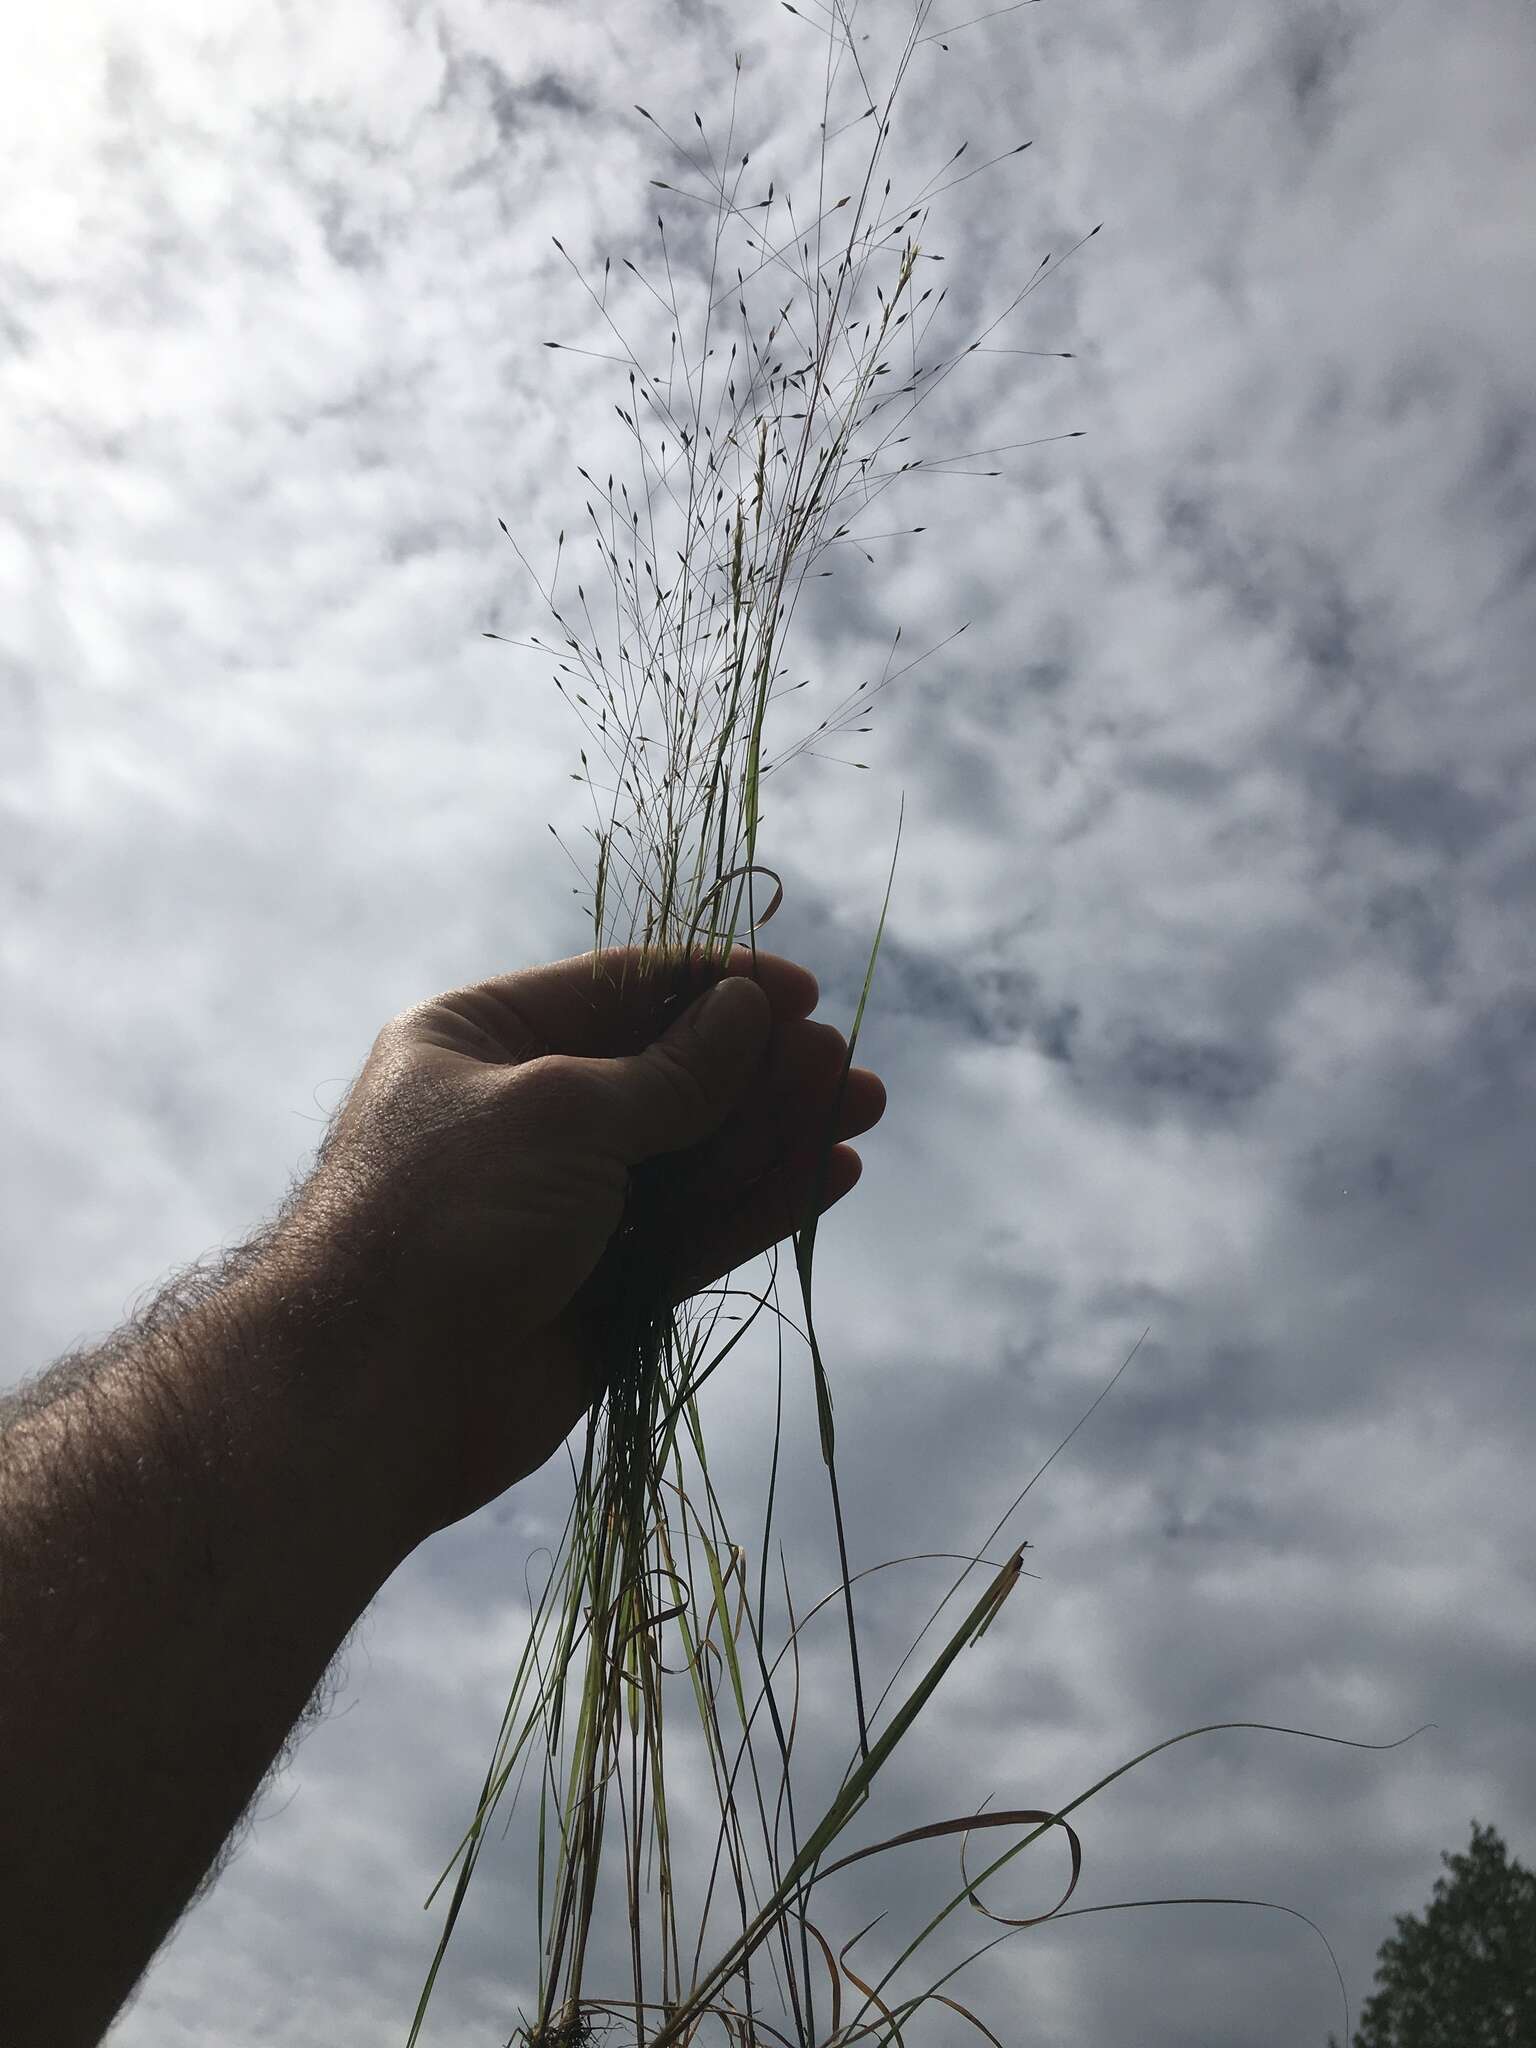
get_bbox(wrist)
[168,1218,432,1581]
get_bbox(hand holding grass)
[297,941,886,1537]
[0,939,881,2048]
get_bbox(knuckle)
[803,1019,849,1065]
[507,1051,612,1141]
[648,1036,717,1121]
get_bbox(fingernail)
[699,975,754,1023]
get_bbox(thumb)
[608,974,772,1165]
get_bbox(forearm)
[0,1233,416,2048]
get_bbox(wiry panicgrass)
[406,6,1430,2044]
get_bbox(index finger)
[465,944,820,1059]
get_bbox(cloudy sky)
[4,0,1534,2042]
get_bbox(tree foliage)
[1330,1821,1536,2047]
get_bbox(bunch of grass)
[406,7,1428,2043]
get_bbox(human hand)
[285,944,886,1543]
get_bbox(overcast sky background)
[4,0,1534,2043]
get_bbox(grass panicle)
[408,7,1428,2043]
